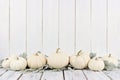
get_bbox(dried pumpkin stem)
[77,50,82,56]
[5,58,9,60]
[37,51,41,53]
[56,48,60,53]
[95,57,98,60]
[109,54,111,57]
[17,57,19,60]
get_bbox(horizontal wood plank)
[64,70,87,80]
[83,70,110,80]
[104,69,120,80]
[0,68,7,76]
[7,71,22,80]
[0,71,15,80]
[41,70,64,80]
[19,72,42,80]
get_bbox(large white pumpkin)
[70,50,90,69]
[102,54,118,67]
[10,57,27,70]
[2,54,17,68]
[88,57,105,71]
[47,48,69,69]
[27,51,46,69]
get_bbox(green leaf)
[118,60,120,69]
[89,52,96,59]
[0,59,4,68]
[19,53,27,59]
[104,60,116,71]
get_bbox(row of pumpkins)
[1,48,119,71]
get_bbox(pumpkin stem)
[5,58,9,60]
[95,57,98,60]
[17,57,19,60]
[109,54,111,57]
[35,53,39,56]
[37,51,41,53]
[56,48,60,53]
[77,50,82,56]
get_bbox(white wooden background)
[0,0,120,59]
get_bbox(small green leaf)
[19,52,27,59]
[104,60,116,71]
[89,52,96,59]
[118,59,120,69]
[0,59,3,68]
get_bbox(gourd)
[2,54,17,68]
[102,54,118,70]
[70,50,90,69]
[88,57,105,71]
[10,57,27,70]
[27,51,46,69]
[47,48,69,69]
[102,54,118,66]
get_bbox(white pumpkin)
[88,57,105,71]
[102,54,118,67]
[27,51,46,69]
[2,54,17,68]
[10,57,27,70]
[70,50,90,69]
[47,48,69,69]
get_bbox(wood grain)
[41,70,63,80]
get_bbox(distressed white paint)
[41,71,63,80]
[0,0,120,58]
[83,70,110,80]
[0,70,120,80]
[64,70,86,80]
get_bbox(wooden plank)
[0,0,9,58]
[27,0,43,54]
[104,70,120,80]
[83,70,110,80]
[108,0,120,58]
[64,70,86,80]
[76,0,91,52]
[41,70,63,80]
[0,71,15,80]
[0,68,7,76]
[10,0,26,55]
[19,72,42,80]
[92,0,106,56]
[7,71,22,80]
[60,0,74,55]
[43,0,58,55]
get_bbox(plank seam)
[17,73,23,80]
[103,72,113,80]
[63,70,65,80]
[0,70,8,77]
[40,72,44,80]
[82,70,88,80]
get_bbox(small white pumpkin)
[27,51,46,69]
[47,48,69,69]
[88,57,105,71]
[2,54,17,68]
[102,54,118,67]
[70,50,90,69]
[10,57,27,70]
